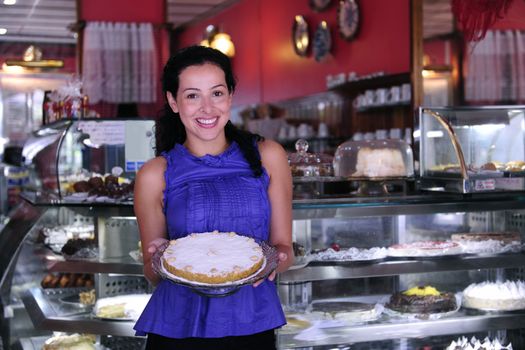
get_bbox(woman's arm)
[134,156,168,286]
[259,139,294,276]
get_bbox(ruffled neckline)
[174,141,239,167]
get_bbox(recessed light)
[0,28,7,35]
[3,0,16,5]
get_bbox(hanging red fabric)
[452,0,514,42]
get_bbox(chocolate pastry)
[61,238,95,256]
[73,181,91,193]
[387,289,457,314]
[88,176,104,188]
[105,175,119,186]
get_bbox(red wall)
[79,0,165,24]
[177,0,410,106]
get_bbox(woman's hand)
[147,237,169,255]
[252,251,289,288]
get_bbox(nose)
[200,96,213,114]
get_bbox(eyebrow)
[182,84,226,93]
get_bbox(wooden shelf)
[329,73,411,95]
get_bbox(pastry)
[311,301,379,323]
[387,285,457,314]
[162,231,264,284]
[445,336,512,350]
[43,333,96,350]
[451,232,521,254]
[388,241,462,257]
[352,147,406,178]
[462,280,525,311]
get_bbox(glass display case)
[22,118,155,202]
[418,106,525,193]
[0,120,524,349]
[333,139,414,179]
[278,194,525,349]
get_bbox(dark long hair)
[155,45,264,177]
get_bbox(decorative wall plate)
[309,0,332,12]
[338,0,360,40]
[313,21,332,62]
[292,15,310,57]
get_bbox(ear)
[166,92,179,113]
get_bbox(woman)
[133,45,293,349]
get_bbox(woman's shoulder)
[136,156,167,184]
[257,139,289,172]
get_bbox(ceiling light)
[3,0,16,5]
[0,28,7,35]
[200,25,235,57]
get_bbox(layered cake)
[311,301,380,323]
[162,231,264,284]
[387,286,457,314]
[388,241,462,257]
[462,280,525,311]
[352,147,407,178]
[446,336,513,350]
[451,232,521,254]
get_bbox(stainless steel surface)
[22,288,137,337]
[47,258,143,275]
[293,195,525,219]
[279,253,525,283]
[278,311,525,348]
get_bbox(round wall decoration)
[309,0,332,12]
[292,15,310,57]
[338,0,360,41]
[313,21,332,62]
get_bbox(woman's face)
[167,63,232,146]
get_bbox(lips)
[196,117,219,128]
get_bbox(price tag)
[474,179,496,191]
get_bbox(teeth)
[197,118,217,125]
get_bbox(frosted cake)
[462,280,525,311]
[162,231,264,284]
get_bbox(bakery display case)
[278,194,525,349]
[0,119,524,349]
[418,106,525,193]
[0,118,154,349]
[22,118,155,203]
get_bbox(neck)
[184,136,229,157]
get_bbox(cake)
[161,231,264,284]
[388,241,462,257]
[386,286,457,314]
[310,301,380,323]
[352,147,406,178]
[445,336,513,350]
[451,232,521,254]
[43,333,96,350]
[462,280,525,311]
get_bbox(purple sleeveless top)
[134,142,286,338]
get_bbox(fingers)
[252,279,264,288]
[278,252,288,262]
[267,270,277,281]
[147,238,168,253]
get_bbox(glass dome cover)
[333,139,414,179]
[288,139,333,177]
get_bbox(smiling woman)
[133,45,293,349]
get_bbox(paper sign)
[78,121,125,146]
